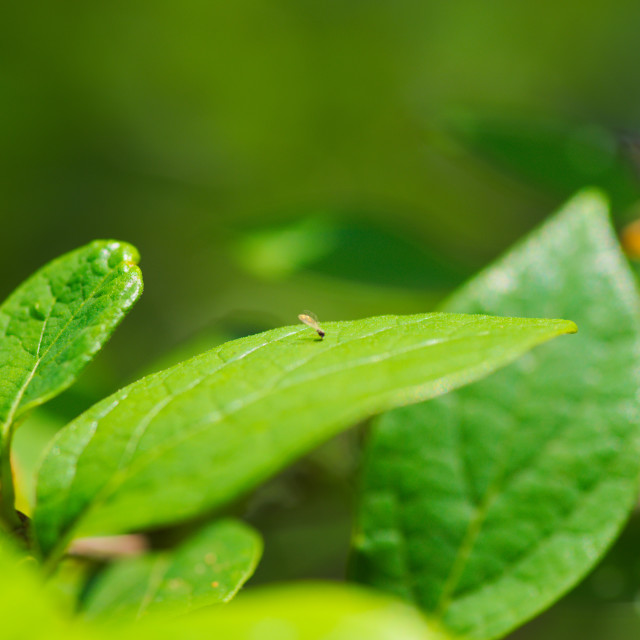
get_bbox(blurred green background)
[4,2,640,637]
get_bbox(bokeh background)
[4,2,640,637]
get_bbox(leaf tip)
[564,320,578,334]
[102,240,141,268]
[563,188,610,222]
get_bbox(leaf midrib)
[438,451,629,627]
[431,386,631,619]
[433,362,536,618]
[1,305,52,440]
[135,555,171,619]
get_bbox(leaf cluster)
[1,192,638,639]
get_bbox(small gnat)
[298,312,325,339]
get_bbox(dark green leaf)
[352,191,640,639]
[82,519,262,620]
[452,115,640,212]
[34,312,575,559]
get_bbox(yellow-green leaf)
[134,583,449,640]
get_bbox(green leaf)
[0,240,142,526]
[133,583,449,640]
[34,312,575,559]
[0,239,142,433]
[82,519,262,621]
[351,191,640,639]
[0,533,70,640]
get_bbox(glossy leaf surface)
[82,519,262,620]
[352,191,640,639]
[0,240,142,437]
[34,312,575,557]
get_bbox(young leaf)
[351,191,640,639]
[34,312,575,559]
[82,519,262,620]
[0,240,142,525]
[132,583,449,640]
[0,240,142,429]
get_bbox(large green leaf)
[34,312,575,559]
[133,583,449,640]
[351,191,640,639]
[82,519,262,620]
[0,240,142,430]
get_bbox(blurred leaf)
[46,557,96,618]
[306,220,469,290]
[0,533,70,640]
[0,240,142,433]
[13,408,67,515]
[82,519,262,621]
[133,583,448,640]
[233,215,469,289]
[452,115,640,213]
[233,217,338,280]
[34,312,575,558]
[352,191,640,639]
